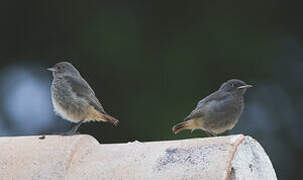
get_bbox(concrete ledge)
[0,134,277,180]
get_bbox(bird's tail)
[103,114,119,126]
[172,120,195,134]
[87,106,119,126]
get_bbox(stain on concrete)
[249,164,253,172]
[154,143,228,172]
[230,167,236,180]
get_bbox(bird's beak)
[47,67,56,72]
[238,85,253,89]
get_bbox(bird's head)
[219,79,252,95]
[47,61,80,77]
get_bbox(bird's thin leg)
[204,130,217,137]
[204,131,213,137]
[61,120,84,136]
[70,120,85,133]
[209,130,217,137]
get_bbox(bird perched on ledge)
[48,61,119,135]
[172,79,252,136]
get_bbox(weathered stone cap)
[0,134,277,180]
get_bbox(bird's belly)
[204,115,239,134]
[209,118,237,134]
[204,104,242,134]
[52,95,89,123]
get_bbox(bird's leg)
[204,131,213,137]
[71,120,85,133]
[205,130,217,137]
[61,120,84,136]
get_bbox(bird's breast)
[202,96,244,133]
[50,78,90,122]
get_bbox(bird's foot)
[205,131,217,137]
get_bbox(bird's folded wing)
[184,108,204,121]
[196,90,229,108]
[184,90,229,121]
[64,75,106,114]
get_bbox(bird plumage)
[49,61,119,134]
[172,79,251,136]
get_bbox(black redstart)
[172,79,252,136]
[48,61,119,135]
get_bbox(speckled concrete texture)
[230,136,277,180]
[0,134,276,180]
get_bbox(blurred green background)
[0,0,302,179]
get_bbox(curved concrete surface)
[0,134,277,180]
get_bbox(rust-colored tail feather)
[172,121,189,134]
[103,114,119,126]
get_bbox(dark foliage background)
[0,1,303,179]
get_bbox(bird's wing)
[183,108,204,121]
[184,90,229,121]
[196,90,228,108]
[64,75,106,114]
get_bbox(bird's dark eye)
[57,66,61,70]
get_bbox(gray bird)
[172,79,252,136]
[48,61,119,135]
